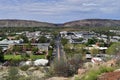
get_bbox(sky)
[0,0,120,23]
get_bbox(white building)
[0,39,23,50]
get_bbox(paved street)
[52,35,66,60]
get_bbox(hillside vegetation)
[0,19,55,27]
[0,19,120,28]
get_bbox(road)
[52,35,66,60]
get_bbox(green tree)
[21,52,30,60]
[0,47,4,62]
[50,40,55,48]
[106,42,120,54]
[51,31,58,39]
[61,38,68,46]
[64,43,75,57]
[74,44,86,54]
[12,46,22,53]
[78,38,84,42]
[26,42,32,51]
[32,47,39,54]
[86,38,98,46]
[47,49,53,61]
[19,34,29,43]
[38,36,49,43]
[90,48,99,56]
[64,43,74,50]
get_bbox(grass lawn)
[30,55,45,60]
[4,55,22,61]
[4,54,46,61]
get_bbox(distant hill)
[63,19,120,27]
[0,19,120,27]
[0,19,55,27]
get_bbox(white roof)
[0,39,21,44]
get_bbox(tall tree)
[106,42,120,54]
[61,38,68,46]
[90,48,99,56]
[74,44,86,54]
[19,34,29,43]
[0,47,4,62]
[38,36,49,43]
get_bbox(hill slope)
[0,19,120,27]
[63,19,120,27]
[0,19,55,27]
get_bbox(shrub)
[20,65,30,71]
[48,54,83,77]
[115,54,120,67]
[10,60,21,66]
[21,52,31,60]
[81,66,115,80]
[6,67,20,80]
[49,58,73,77]
[74,75,81,80]
[68,54,83,74]
[98,66,114,73]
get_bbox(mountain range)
[0,19,55,27]
[0,19,120,27]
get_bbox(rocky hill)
[0,19,120,27]
[0,19,55,27]
[63,19,120,27]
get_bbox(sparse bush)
[0,47,4,62]
[61,38,68,46]
[49,58,73,77]
[48,54,83,77]
[74,75,81,80]
[81,66,115,80]
[25,76,43,80]
[21,53,30,60]
[20,65,30,71]
[68,54,83,74]
[116,59,120,66]
[6,67,21,80]
[10,60,21,66]
[56,59,73,76]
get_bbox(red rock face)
[63,19,120,27]
[98,71,120,80]
[0,19,55,27]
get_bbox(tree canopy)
[106,42,120,54]
[0,47,4,62]
[38,36,49,43]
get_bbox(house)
[13,43,50,52]
[0,39,23,50]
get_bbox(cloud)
[82,3,98,6]
[0,0,119,15]
[0,0,120,23]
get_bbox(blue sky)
[0,0,120,23]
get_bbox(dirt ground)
[98,71,120,80]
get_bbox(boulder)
[78,68,86,76]
[114,69,120,72]
[106,59,117,67]
[20,61,33,66]
[34,59,48,66]
[47,77,68,80]
[91,57,103,64]
[32,70,45,79]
